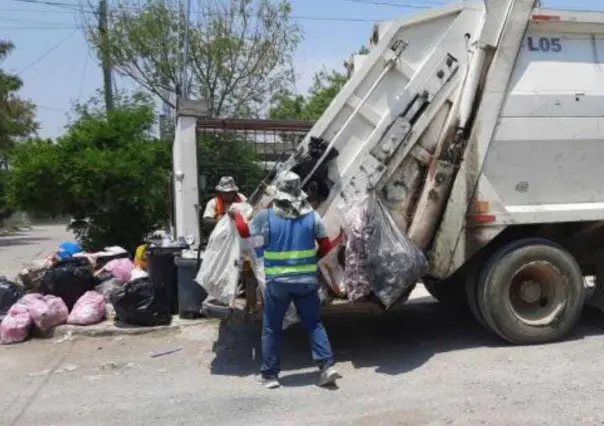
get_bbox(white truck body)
[258,0,604,277]
[173,0,604,343]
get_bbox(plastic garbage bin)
[146,247,183,315]
[175,255,207,319]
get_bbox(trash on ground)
[110,277,172,327]
[19,259,53,293]
[67,291,106,325]
[55,364,78,374]
[99,258,135,282]
[150,347,182,358]
[95,278,124,302]
[20,293,69,331]
[129,267,148,281]
[55,241,82,261]
[0,277,25,319]
[41,257,96,311]
[0,303,32,344]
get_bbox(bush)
[7,92,171,251]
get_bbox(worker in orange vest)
[202,176,247,231]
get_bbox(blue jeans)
[261,280,335,378]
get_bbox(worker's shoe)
[256,375,280,389]
[318,366,342,387]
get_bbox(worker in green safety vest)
[230,172,341,389]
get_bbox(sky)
[1,0,604,138]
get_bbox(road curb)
[53,317,212,338]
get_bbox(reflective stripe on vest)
[264,208,317,278]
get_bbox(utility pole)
[180,0,191,100]
[99,0,114,113]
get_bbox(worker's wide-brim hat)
[271,171,313,216]
[273,171,308,203]
[215,176,239,193]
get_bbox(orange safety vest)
[215,194,243,218]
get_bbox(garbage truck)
[173,0,604,344]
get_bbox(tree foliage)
[268,46,369,121]
[7,91,170,251]
[0,41,38,157]
[269,69,348,121]
[85,0,301,118]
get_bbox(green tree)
[7,91,170,251]
[0,41,38,158]
[269,46,369,121]
[269,70,347,121]
[0,40,38,222]
[85,0,301,118]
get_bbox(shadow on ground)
[209,297,604,381]
[0,234,51,249]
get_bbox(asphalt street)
[2,226,604,425]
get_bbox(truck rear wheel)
[477,239,585,345]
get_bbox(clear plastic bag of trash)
[340,193,429,309]
[339,196,373,301]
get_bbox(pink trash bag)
[1,303,32,344]
[103,258,135,282]
[67,291,106,325]
[20,293,68,331]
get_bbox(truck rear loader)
[172,0,604,345]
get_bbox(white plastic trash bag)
[196,216,241,305]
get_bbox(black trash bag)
[41,257,96,311]
[0,277,25,318]
[110,278,172,327]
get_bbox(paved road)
[3,226,604,425]
[0,224,73,280]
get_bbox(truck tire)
[466,238,557,330]
[423,276,467,307]
[464,263,486,328]
[477,239,585,345]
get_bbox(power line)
[340,0,429,8]
[0,17,77,26]
[37,105,68,113]
[17,29,78,75]
[6,0,409,22]
[0,26,82,30]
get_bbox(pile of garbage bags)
[0,291,107,344]
[0,240,174,344]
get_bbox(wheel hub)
[519,280,542,304]
[508,261,566,327]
